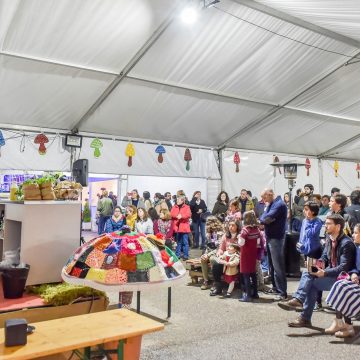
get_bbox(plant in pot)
[82,199,91,231]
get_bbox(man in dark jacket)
[260,188,288,300]
[280,214,356,327]
[345,190,360,232]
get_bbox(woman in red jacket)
[170,195,191,260]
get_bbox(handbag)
[200,211,211,222]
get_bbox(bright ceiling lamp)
[180,6,198,24]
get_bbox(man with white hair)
[260,189,288,300]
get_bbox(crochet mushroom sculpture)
[34,133,49,155]
[234,152,240,173]
[356,163,360,179]
[125,142,135,167]
[184,148,192,171]
[0,131,5,156]
[90,138,103,158]
[305,158,311,176]
[334,160,339,177]
[155,145,166,163]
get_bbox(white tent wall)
[321,160,360,195]
[79,137,220,179]
[222,149,320,199]
[0,130,70,171]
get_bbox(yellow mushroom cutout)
[125,142,135,167]
[90,138,103,158]
[334,160,339,177]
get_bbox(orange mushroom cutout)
[125,142,135,167]
[305,158,311,176]
[273,155,281,176]
[34,133,49,155]
[356,163,360,179]
[234,152,240,173]
[184,148,192,171]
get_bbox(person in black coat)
[190,191,208,249]
[212,191,229,222]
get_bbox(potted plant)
[82,199,91,231]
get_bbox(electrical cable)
[214,6,360,60]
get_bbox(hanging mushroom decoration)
[34,133,49,155]
[155,145,166,163]
[273,155,281,176]
[334,160,339,177]
[184,148,192,171]
[233,152,240,173]
[305,158,311,176]
[0,131,5,156]
[90,138,103,158]
[356,163,360,179]
[125,142,135,167]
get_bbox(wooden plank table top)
[0,309,164,360]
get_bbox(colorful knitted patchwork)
[86,268,106,282]
[136,252,155,270]
[62,231,186,291]
[93,235,113,251]
[119,253,137,272]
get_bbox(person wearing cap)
[292,184,315,232]
[218,243,240,298]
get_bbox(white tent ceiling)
[0,0,359,160]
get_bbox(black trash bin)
[1,264,30,299]
[285,232,301,277]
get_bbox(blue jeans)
[295,272,336,320]
[175,233,189,259]
[267,237,287,296]
[193,220,206,248]
[98,215,110,235]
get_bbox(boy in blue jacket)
[297,201,323,259]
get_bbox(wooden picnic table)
[0,309,164,360]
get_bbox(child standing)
[238,211,262,302]
[219,243,240,298]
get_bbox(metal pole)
[288,181,293,234]
[136,291,141,314]
[167,287,172,319]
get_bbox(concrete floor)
[106,253,360,360]
[82,233,360,360]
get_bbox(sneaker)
[288,316,312,328]
[274,294,288,302]
[239,295,252,302]
[263,288,280,295]
[201,282,209,290]
[335,323,355,338]
[278,298,303,310]
[313,302,323,312]
[325,318,345,335]
[223,292,232,298]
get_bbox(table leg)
[117,339,125,360]
[136,291,141,314]
[83,347,91,360]
[167,286,172,319]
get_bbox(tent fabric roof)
[0,0,359,160]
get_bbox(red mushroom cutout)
[305,158,311,176]
[234,152,240,173]
[357,163,360,179]
[273,155,281,176]
[34,133,49,155]
[184,148,192,171]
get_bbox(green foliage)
[36,175,56,186]
[27,283,106,306]
[83,201,91,223]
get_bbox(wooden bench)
[0,309,164,360]
[186,258,213,284]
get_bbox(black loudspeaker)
[5,319,27,346]
[72,159,88,187]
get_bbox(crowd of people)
[94,184,360,339]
